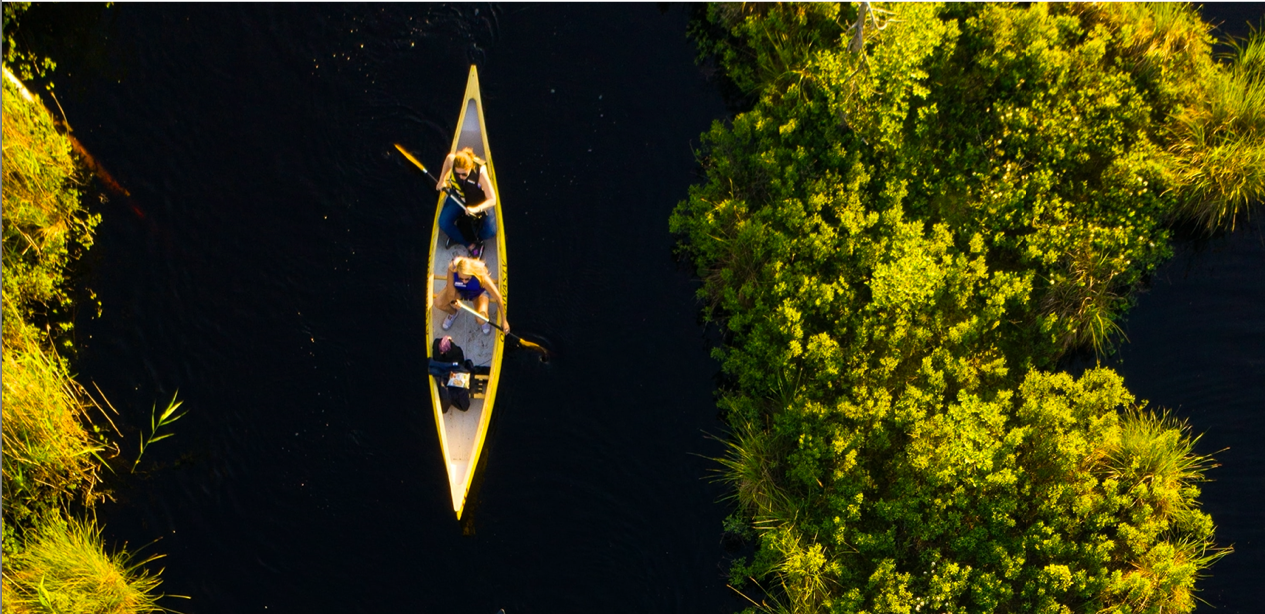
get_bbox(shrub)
[679,3,1232,611]
[2,61,98,340]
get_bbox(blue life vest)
[453,274,484,300]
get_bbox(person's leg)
[434,282,458,315]
[477,209,498,241]
[474,293,491,322]
[455,212,479,246]
[474,293,493,334]
[438,195,466,245]
[436,379,452,413]
[453,387,471,411]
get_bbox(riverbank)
[2,6,164,608]
[675,4,1262,612]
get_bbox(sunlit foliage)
[675,3,1244,612]
[1,325,104,528]
[2,515,165,614]
[2,60,97,341]
[3,13,166,612]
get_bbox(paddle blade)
[453,301,550,360]
[516,338,547,353]
[393,143,429,174]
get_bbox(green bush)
[2,60,98,341]
[677,3,1239,612]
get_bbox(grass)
[1107,536,1230,614]
[766,524,836,614]
[1169,28,1265,233]
[2,515,167,614]
[1,322,104,522]
[714,409,842,614]
[1073,3,1213,97]
[1106,408,1215,518]
[1040,239,1127,357]
[3,49,168,613]
[715,415,791,520]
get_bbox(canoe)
[426,65,506,520]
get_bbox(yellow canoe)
[426,65,506,520]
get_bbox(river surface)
[1102,6,1265,614]
[1100,225,1265,614]
[42,4,738,613]
[22,3,1265,613]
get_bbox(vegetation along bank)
[3,3,167,611]
[673,3,1262,613]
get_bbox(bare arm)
[436,153,456,191]
[480,274,508,332]
[468,170,498,215]
[447,260,459,290]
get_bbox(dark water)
[1115,6,1265,613]
[42,4,739,612]
[1105,225,1265,614]
[24,2,1265,613]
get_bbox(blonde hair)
[452,256,490,280]
[452,147,484,172]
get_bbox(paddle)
[393,143,467,206]
[451,300,550,360]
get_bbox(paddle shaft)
[447,300,549,357]
[452,300,515,337]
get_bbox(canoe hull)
[425,65,506,520]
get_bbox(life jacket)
[448,163,487,206]
[453,274,485,301]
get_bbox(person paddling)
[436,147,498,258]
[434,255,508,336]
